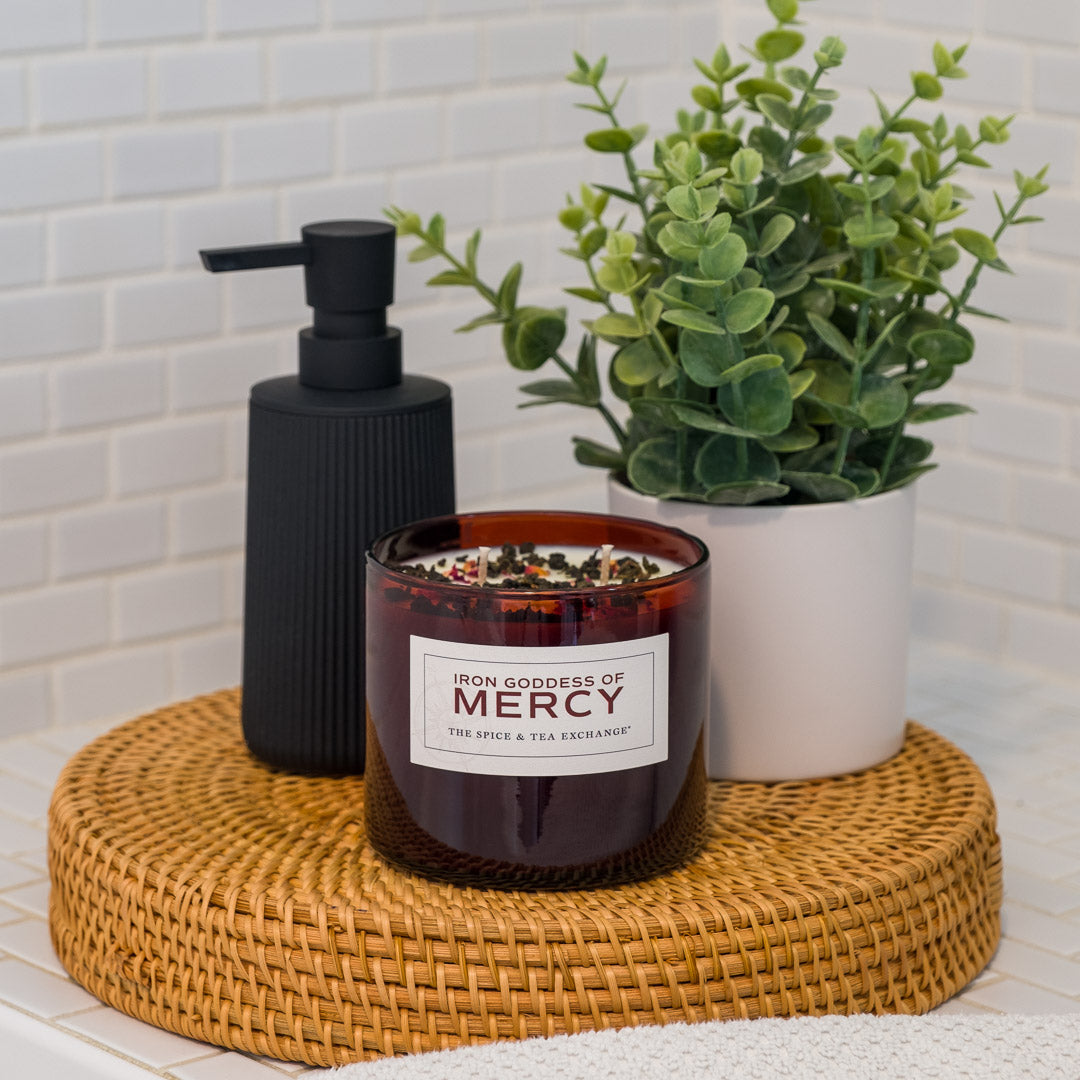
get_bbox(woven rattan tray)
[48,690,1001,1067]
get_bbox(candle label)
[409,634,669,776]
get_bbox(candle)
[391,543,685,588]
[365,510,710,889]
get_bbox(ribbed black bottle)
[200,220,455,773]
[243,377,453,772]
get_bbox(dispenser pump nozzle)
[200,220,401,391]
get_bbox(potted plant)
[386,0,1048,781]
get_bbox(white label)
[410,634,669,777]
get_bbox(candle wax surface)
[393,544,686,589]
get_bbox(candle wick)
[477,546,491,586]
[600,544,614,587]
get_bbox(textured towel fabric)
[331,1014,1080,1080]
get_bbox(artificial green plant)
[387,0,1048,505]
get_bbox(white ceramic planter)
[608,478,916,781]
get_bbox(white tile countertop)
[2,639,1080,1078]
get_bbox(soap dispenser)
[201,220,455,773]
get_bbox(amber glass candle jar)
[365,510,709,889]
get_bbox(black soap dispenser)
[201,220,454,773]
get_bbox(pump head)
[200,220,401,391]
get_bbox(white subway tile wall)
[0,0,1078,735]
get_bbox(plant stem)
[590,81,650,222]
[945,189,1029,323]
[832,167,877,475]
[415,222,628,450]
[778,64,826,170]
[578,235,618,314]
[877,367,930,488]
[551,351,628,448]
[844,92,918,182]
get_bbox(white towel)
[330,1013,1080,1080]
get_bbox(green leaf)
[756,214,795,257]
[613,338,665,385]
[669,403,756,437]
[813,36,846,68]
[912,71,944,100]
[465,229,480,272]
[517,378,587,405]
[907,402,975,423]
[593,182,640,205]
[788,368,815,398]
[814,278,881,302]
[559,205,587,232]
[1016,166,1050,197]
[691,84,721,111]
[704,481,790,505]
[699,232,748,282]
[407,244,440,262]
[678,327,739,386]
[666,184,704,221]
[564,286,606,303]
[572,437,625,470]
[712,352,785,388]
[859,434,928,468]
[858,373,908,428]
[641,292,663,330]
[879,462,937,492]
[592,311,646,339]
[512,308,566,370]
[657,220,702,262]
[781,66,811,91]
[781,470,860,501]
[426,213,445,248]
[952,227,999,262]
[661,309,726,335]
[665,183,717,221]
[907,327,975,365]
[756,29,805,63]
[456,311,506,333]
[835,175,896,203]
[595,259,639,295]
[704,213,733,245]
[806,311,855,362]
[498,262,523,312]
[584,128,636,152]
[761,419,819,452]
[627,434,692,497]
[576,333,600,396]
[580,226,607,258]
[843,213,899,249]
[693,57,718,81]
[799,102,833,132]
[932,41,956,76]
[892,118,931,136]
[979,115,1011,144]
[767,0,799,21]
[695,433,782,489]
[426,269,472,286]
[777,151,832,185]
[773,330,807,372]
[606,229,637,257]
[717,364,793,435]
[857,434,932,469]
[842,462,881,496]
[723,288,775,333]
[802,392,864,428]
[771,271,811,298]
[730,147,764,185]
[756,93,797,129]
